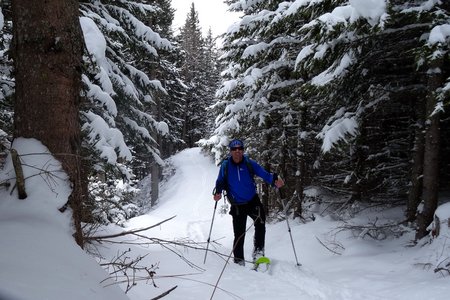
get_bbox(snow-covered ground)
[0,141,449,300]
[0,139,128,300]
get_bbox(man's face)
[230,146,244,163]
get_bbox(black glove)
[272,173,278,186]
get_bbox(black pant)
[229,195,266,262]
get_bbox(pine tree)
[203,29,222,134]
[210,0,311,211]
[413,0,450,239]
[0,3,13,159]
[212,0,450,223]
[79,0,184,216]
[11,0,86,246]
[178,3,214,147]
[79,0,173,170]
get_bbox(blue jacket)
[215,156,275,204]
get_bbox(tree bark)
[150,162,159,206]
[261,124,272,212]
[11,149,27,199]
[294,109,306,218]
[12,0,87,247]
[406,101,425,222]
[415,57,443,240]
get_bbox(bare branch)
[85,215,177,241]
[88,218,241,297]
[315,236,344,255]
[335,218,409,240]
[150,285,177,300]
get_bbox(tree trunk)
[12,0,86,247]
[406,101,425,222]
[415,57,443,240]
[150,84,162,206]
[150,162,160,206]
[294,111,306,218]
[261,125,272,212]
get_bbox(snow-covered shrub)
[89,178,140,226]
[132,156,176,213]
[427,202,450,276]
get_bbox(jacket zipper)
[237,165,241,181]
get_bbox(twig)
[91,234,229,263]
[315,236,343,255]
[105,273,243,300]
[150,285,177,300]
[89,217,240,297]
[132,234,206,272]
[0,181,11,189]
[85,215,177,241]
[335,218,408,240]
[434,267,450,276]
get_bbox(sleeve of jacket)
[214,161,226,194]
[249,159,275,186]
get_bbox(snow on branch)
[82,75,118,117]
[428,24,450,45]
[311,51,355,86]
[82,111,132,163]
[317,108,359,153]
[111,6,172,50]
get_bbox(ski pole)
[278,188,301,266]
[203,199,218,264]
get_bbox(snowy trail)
[2,143,447,300]
[119,148,449,300]
[123,148,385,300]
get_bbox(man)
[213,139,284,266]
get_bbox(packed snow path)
[119,148,447,300]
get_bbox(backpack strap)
[244,156,255,180]
[222,156,255,184]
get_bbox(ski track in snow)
[123,148,393,300]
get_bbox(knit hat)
[229,139,244,148]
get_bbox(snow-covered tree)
[1,0,187,224]
[203,29,222,134]
[411,0,450,238]
[78,0,188,214]
[210,0,450,225]
[79,0,172,173]
[12,0,86,246]
[208,0,317,212]
[178,3,218,147]
[0,4,13,159]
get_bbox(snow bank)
[0,138,128,300]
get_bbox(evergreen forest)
[0,0,449,246]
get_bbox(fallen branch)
[89,217,238,297]
[336,218,409,240]
[434,267,450,276]
[89,230,229,265]
[85,215,177,241]
[0,180,11,189]
[11,149,27,199]
[315,236,344,255]
[100,249,158,292]
[150,285,177,300]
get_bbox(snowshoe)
[252,256,271,272]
